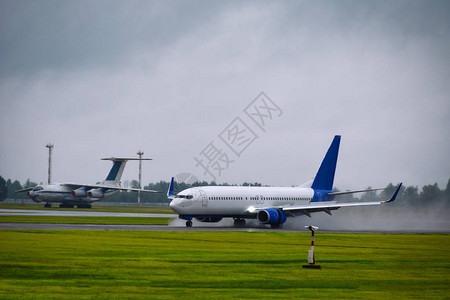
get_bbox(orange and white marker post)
[303,225,321,269]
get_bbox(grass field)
[0,230,448,299]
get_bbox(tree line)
[0,175,449,207]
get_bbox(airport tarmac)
[0,209,176,218]
[1,209,449,233]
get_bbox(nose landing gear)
[186,220,193,227]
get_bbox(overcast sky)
[1,0,449,191]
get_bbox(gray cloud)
[0,0,449,190]
[0,0,229,77]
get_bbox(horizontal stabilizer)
[101,157,152,161]
[328,187,384,196]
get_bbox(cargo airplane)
[168,135,402,227]
[17,157,159,208]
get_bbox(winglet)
[383,183,402,203]
[167,177,175,199]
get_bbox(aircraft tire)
[270,223,283,229]
[233,218,246,227]
[186,220,193,227]
[77,204,92,209]
[44,203,51,208]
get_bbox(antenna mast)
[46,143,54,184]
[137,150,144,206]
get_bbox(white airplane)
[168,135,402,228]
[16,157,159,208]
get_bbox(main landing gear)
[44,203,51,208]
[58,203,91,208]
[186,220,193,227]
[271,223,283,229]
[233,218,246,227]
[77,204,92,209]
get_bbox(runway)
[1,209,449,233]
[0,209,176,218]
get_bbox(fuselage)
[169,186,320,218]
[168,135,401,228]
[27,184,118,204]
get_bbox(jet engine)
[87,188,104,198]
[195,216,223,223]
[72,188,87,197]
[256,209,287,226]
[27,191,41,202]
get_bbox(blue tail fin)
[167,177,175,198]
[101,158,129,186]
[105,161,124,181]
[311,135,341,191]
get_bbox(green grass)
[0,216,171,225]
[0,231,448,299]
[0,202,173,214]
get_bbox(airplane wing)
[60,183,161,193]
[250,183,402,217]
[15,187,34,193]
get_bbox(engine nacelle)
[72,188,87,197]
[27,191,41,202]
[195,216,223,223]
[257,209,287,226]
[87,188,104,198]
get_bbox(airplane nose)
[169,198,193,212]
[169,199,179,210]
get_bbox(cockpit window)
[176,194,193,199]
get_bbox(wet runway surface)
[1,209,449,233]
[0,209,176,218]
